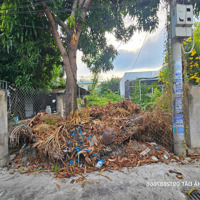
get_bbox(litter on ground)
[8,100,193,178]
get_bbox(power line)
[15,23,50,29]
[0,0,57,11]
[116,35,136,51]
[0,0,156,16]
[1,0,153,11]
[0,19,50,29]
[0,0,159,38]
[0,8,72,15]
[131,33,149,70]
[0,0,71,11]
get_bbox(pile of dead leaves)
[8,99,174,177]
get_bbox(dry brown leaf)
[55,183,61,188]
[76,177,85,183]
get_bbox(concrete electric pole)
[170,0,193,156]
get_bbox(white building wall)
[78,82,93,91]
[120,71,160,97]
[120,75,126,96]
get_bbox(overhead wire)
[0,0,155,16]
[131,33,149,70]
[0,0,158,84]
[0,0,153,64]
[0,0,157,32]
[0,7,72,15]
[0,0,58,11]
[0,18,51,29]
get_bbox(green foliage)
[44,115,59,126]
[190,0,200,15]
[156,18,173,113]
[131,80,162,110]
[67,15,76,29]
[50,78,66,89]
[160,22,200,86]
[0,0,163,88]
[150,87,162,102]
[183,22,200,85]
[0,38,62,89]
[86,89,123,107]
[0,0,173,108]
[91,72,99,91]
[54,162,58,172]
[158,52,172,85]
[0,0,63,89]
[99,77,120,94]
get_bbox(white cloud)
[77,4,167,80]
[106,5,167,53]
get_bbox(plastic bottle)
[95,159,104,168]
[13,116,19,122]
[46,105,51,114]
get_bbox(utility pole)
[170,0,193,156]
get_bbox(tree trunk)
[65,51,77,116]
[41,1,76,117]
[67,48,78,116]
[65,71,76,116]
[41,0,93,117]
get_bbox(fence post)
[57,94,64,118]
[186,86,200,154]
[0,90,8,167]
[125,80,130,98]
[139,80,141,100]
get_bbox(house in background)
[78,81,93,91]
[120,70,161,98]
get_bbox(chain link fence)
[7,85,58,120]
[4,82,90,121]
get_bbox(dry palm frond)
[9,125,34,147]
[33,125,65,159]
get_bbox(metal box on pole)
[171,4,193,38]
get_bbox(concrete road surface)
[0,161,200,200]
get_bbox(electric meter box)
[173,27,193,38]
[171,4,193,38]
